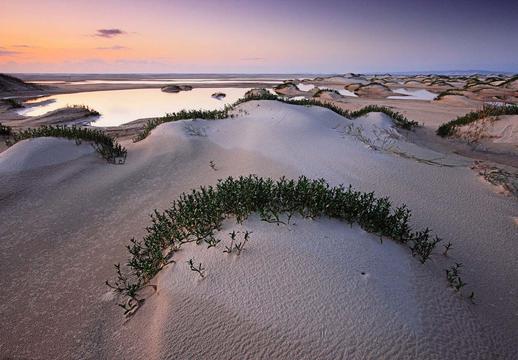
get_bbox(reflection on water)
[30,79,284,85]
[18,88,252,127]
[388,88,436,100]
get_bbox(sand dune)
[1,100,516,359]
[0,137,95,173]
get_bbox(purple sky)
[1,0,517,73]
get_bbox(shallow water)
[388,88,436,100]
[18,88,252,127]
[29,79,283,85]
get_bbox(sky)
[1,0,517,73]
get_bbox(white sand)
[0,137,95,173]
[480,115,518,144]
[0,101,517,359]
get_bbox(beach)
[1,75,517,358]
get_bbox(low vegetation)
[274,82,297,90]
[67,104,101,116]
[133,92,418,141]
[434,89,465,100]
[437,104,518,137]
[446,263,466,292]
[313,88,341,97]
[498,74,518,88]
[7,125,127,163]
[107,175,444,314]
[133,106,233,142]
[0,122,12,136]
[3,98,23,109]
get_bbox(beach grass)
[67,104,101,116]
[437,104,518,137]
[434,89,465,100]
[7,125,127,163]
[313,88,341,97]
[133,92,419,142]
[107,175,442,314]
[3,98,24,109]
[0,122,12,136]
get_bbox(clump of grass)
[349,105,418,129]
[0,122,12,136]
[133,106,232,142]
[7,125,127,164]
[132,92,419,142]
[437,104,518,137]
[498,74,518,88]
[3,98,23,109]
[108,175,446,313]
[313,88,341,97]
[68,104,100,116]
[274,82,297,90]
[434,89,464,100]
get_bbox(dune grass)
[313,88,341,97]
[0,122,12,136]
[498,74,518,88]
[133,92,418,142]
[434,89,465,100]
[67,104,101,116]
[133,106,233,142]
[437,104,518,137]
[107,175,443,314]
[8,125,127,163]
[3,98,23,109]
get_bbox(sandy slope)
[0,101,517,359]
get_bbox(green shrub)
[3,98,23,109]
[68,104,100,116]
[434,89,464,100]
[108,175,444,312]
[8,125,127,163]
[0,123,12,136]
[313,88,341,97]
[437,104,518,137]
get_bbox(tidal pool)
[19,87,252,127]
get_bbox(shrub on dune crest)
[437,104,518,137]
[133,92,419,142]
[108,175,444,314]
[3,98,23,109]
[0,122,12,136]
[7,125,127,164]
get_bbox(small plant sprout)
[446,263,467,292]
[209,160,217,171]
[235,231,252,255]
[224,230,237,254]
[187,258,205,278]
[105,263,142,316]
[443,242,452,256]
